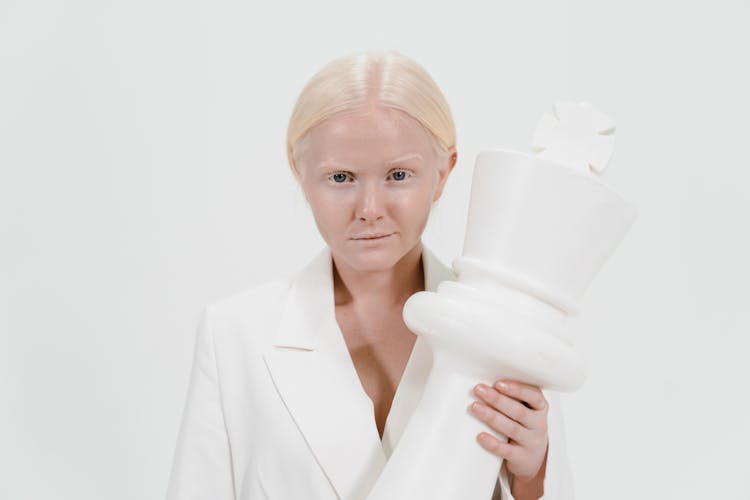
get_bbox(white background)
[1,1,748,498]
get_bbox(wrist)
[508,445,548,499]
[509,470,544,500]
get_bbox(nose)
[356,181,385,222]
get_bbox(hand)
[469,379,549,482]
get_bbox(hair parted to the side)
[285,49,457,182]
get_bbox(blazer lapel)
[262,243,456,500]
[262,246,385,500]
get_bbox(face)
[296,105,455,273]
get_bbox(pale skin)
[295,101,548,499]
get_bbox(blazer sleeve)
[166,305,237,500]
[492,389,576,499]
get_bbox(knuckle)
[530,428,545,443]
[524,389,537,405]
[495,391,508,405]
[487,411,503,429]
[498,393,518,416]
[502,443,516,461]
[485,435,497,450]
[536,394,548,410]
[512,404,529,422]
[507,420,523,441]
[537,432,549,447]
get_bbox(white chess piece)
[532,101,617,175]
[365,102,637,500]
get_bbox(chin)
[338,245,403,273]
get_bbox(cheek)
[307,192,350,230]
[391,187,434,226]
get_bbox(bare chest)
[335,306,417,440]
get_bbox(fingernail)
[475,384,487,395]
[478,433,493,445]
[472,403,489,417]
[496,381,508,390]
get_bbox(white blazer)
[166,244,575,500]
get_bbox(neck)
[332,242,425,310]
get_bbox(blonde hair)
[286,50,456,181]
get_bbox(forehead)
[303,107,435,166]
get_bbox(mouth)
[352,233,393,241]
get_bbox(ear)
[432,147,457,202]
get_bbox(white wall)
[1,1,748,498]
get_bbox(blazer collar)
[262,243,455,500]
[272,242,453,351]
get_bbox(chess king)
[364,102,638,500]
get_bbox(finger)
[473,384,539,430]
[470,401,533,446]
[476,431,521,463]
[494,380,548,412]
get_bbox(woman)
[166,50,574,500]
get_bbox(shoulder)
[199,248,325,348]
[211,275,293,317]
[201,274,295,349]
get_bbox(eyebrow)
[387,153,423,165]
[317,153,423,170]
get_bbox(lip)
[352,233,393,240]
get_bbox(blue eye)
[391,170,410,181]
[330,172,349,183]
